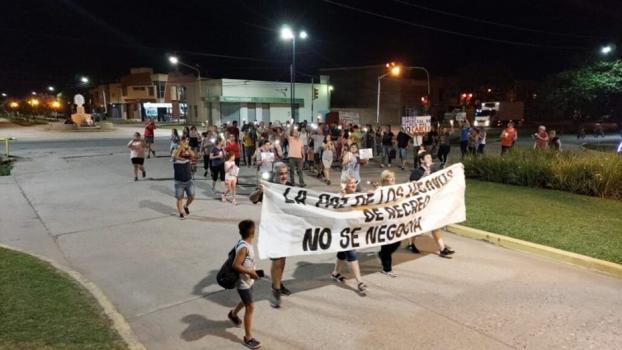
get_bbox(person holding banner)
[409,152,456,258]
[331,175,369,295]
[252,162,293,308]
[376,170,402,277]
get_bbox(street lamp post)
[376,63,431,124]
[280,26,307,123]
[169,55,202,125]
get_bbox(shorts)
[238,287,253,305]
[398,148,407,160]
[131,157,144,165]
[174,180,195,199]
[336,250,358,262]
[322,160,332,169]
[144,136,154,144]
[211,164,225,181]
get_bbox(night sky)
[1,0,621,95]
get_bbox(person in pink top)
[533,125,549,150]
[144,119,156,158]
[128,132,146,181]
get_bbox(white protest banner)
[401,116,432,134]
[258,163,466,259]
[358,148,373,160]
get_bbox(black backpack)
[216,242,242,289]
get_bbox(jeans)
[289,157,305,185]
[244,146,255,166]
[437,144,450,164]
[381,145,393,165]
[379,242,401,272]
[460,140,468,159]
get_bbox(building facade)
[202,77,331,126]
[92,68,331,125]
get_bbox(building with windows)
[92,68,331,125]
[201,76,331,126]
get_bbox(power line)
[322,0,586,50]
[392,0,594,39]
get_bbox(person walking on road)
[228,220,262,349]
[209,138,226,194]
[128,132,146,181]
[500,121,517,156]
[169,128,180,155]
[144,119,156,158]
[225,134,242,167]
[172,137,195,220]
[477,127,487,155]
[376,170,401,277]
[459,121,470,160]
[223,152,240,205]
[409,152,456,258]
[396,127,412,170]
[188,126,201,153]
[380,125,395,168]
[322,136,335,185]
[342,143,367,190]
[331,174,368,295]
[250,162,293,308]
[437,127,451,168]
[287,129,306,187]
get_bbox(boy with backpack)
[226,220,262,349]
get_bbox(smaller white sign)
[455,112,466,121]
[358,148,373,160]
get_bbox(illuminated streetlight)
[280,26,294,40]
[487,88,492,93]
[280,25,308,122]
[1,92,6,97]
[167,55,202,123]
[329,85,334,91]
[80,76,89,84]
[9,101,19,109]
[47,86,55,92]
[28,98,40,106]
[168,56,179,65]
[377,62,404,123]
[31,91,37,95]
[50,100,62,109]
[601,45,613,55]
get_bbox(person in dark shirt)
[172,136,195,220]
[408,152,456,258]
[380,125,395,168]
[396,127,412,170]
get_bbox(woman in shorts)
[223,152,240,205]
[127,132,146,181]
[322,136,334,185]
[331,175,368,295]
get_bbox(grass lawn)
[464,180,622,265]
[0,248,127,350]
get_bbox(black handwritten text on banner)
[258,163,466,259]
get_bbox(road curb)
[446,224,622,279]
[0,244,146,350]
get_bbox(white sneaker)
[380,270,398,278]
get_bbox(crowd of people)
[125,117,582,349]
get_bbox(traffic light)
[313,88,319,100]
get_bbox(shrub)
[463,149,622,200]
[0,161,12,176]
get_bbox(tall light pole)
[376,62,401,124]
[169,55,202,124]
[280,25,307,123]
[376,63,431,123]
